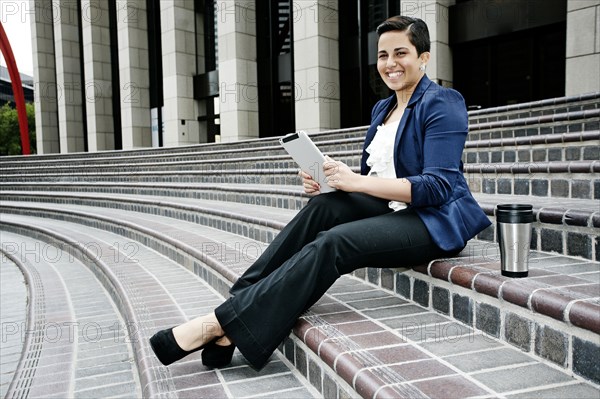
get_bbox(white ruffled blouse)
[365,119,408,211]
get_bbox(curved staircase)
[1,92,599,398]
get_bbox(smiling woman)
[149,15,491,372]
[376,17,430,108]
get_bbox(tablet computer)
[279,131,336,193]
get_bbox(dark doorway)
[339,0,401,128]
[194,0,220,143]
[256,0,295,137]
[452,23,566,108]
[450,0,566,108]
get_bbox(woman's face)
[377,30,429,95]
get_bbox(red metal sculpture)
[0,21,31,155]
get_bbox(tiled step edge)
[464,130,600,149]
[468,92,600,117]
[465,160,600,174]
[350,263,600,385]
[1,104,598,169]
[468,108,599,132]
[0,189,597,231]
[477,200,600,229]
[1,190,600,260]
[1,192,597,261]
[3,129,599,176]
[1,189,598,262]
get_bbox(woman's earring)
[419,64,426,72]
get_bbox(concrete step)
[1,184,598,264]
[1,204,599,395]
[462,131,600,164]
[0,232,142,398]
[2,130,598,178]
[467,92,599,125]
[0,182,311,211]
[0,105,597,171]
[0,216,322,398]
[464,160,599,201]
[1,199,598,342]
[1,159,598,204]
[467,107,599,142]
[1,188,598,260]
[0,127,368,166]
[1,93,595,166]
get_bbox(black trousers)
[214,191,454,369]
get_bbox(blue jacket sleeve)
[406,89,468,208]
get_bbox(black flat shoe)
[149,327,206,366]
[202,340,236,368]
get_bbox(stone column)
[81,0,114,151]
[566,0,600,95]
[293,0,340,133]
[117,0,152,149]
[216,0,259,142]
[401,0,454,87]
[29,0,59,154]
[52,0,86,152]
[160,0,202,147]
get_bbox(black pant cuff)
[214,298,272,369]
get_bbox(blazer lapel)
[393,75,433,168]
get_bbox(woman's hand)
[299,170,321,196]
[323,156,361,192]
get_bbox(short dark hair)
[376,16,430,56]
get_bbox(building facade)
[29,0,599,154]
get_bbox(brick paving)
[0,217,321,398]
[1,231,141,398]
[2,207,599,398]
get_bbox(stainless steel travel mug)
[495,204,534,278]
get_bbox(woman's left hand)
[323,156,361,192]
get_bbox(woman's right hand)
[299,170,321,196]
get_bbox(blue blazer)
[361,75,491,252]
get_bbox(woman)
[149,16,491,370]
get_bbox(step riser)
[463,143,600,164]
[0,187,310,211]
[0,129,368,164]
[3,137,598,175]
[468,98,599,125]
[476,217,598,262]
[2,128,597,174]
[2,193,597,261]
[0,199,283,247]
[2,172,597,202]
[466,174,600,200]
[468,115,599,137]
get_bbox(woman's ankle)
[215,336,233,346]
[172,313,224,351]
